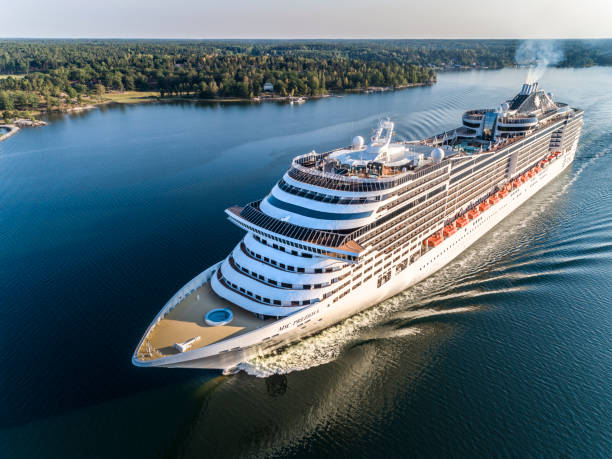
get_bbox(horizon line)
[1,36,612,41]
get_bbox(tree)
[95,84,105,102]
[207,80,218,97]
[0,91,13,110]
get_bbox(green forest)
[0,39,610,121]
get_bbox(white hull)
[134,141,577,371]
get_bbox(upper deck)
[288,85,580,194]
[224,83,581,262]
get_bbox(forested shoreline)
[0,39,610,122]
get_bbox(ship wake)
[237,293,481,378]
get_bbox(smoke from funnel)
[515,40,563,84]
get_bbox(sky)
[2,0,611,39]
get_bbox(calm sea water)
[1,68,610,458]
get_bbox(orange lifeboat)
[427,232,444,247]
[479,201,491,212]
[499,189,509,198]
[455,216,469,228]
[540,160,548,166]
[513,180,522,188]
[443,225,457,237]
[547,154,555,160]
[489,196,500,205]
[528,170,536,178]
[534,166,542,173]
[520,175,528,183]
[467,209,480,219]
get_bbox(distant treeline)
[0,39,610,119]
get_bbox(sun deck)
[136,281,266,361]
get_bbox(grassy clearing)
[103,91,160,103]
[0,74,25,79]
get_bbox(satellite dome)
[352,136,365,149]
[431,148,445,163]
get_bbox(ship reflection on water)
[266,374,288,397]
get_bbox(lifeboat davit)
[456,216,469,228]
[479,201,491,212]
[443,225,457,237]
[467,209,480,219]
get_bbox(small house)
[263,82,274,92]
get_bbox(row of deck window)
[231,256,351,292]
[278,179,381,205]
[248,237,345,273]
[218,269,320,307]
[377,174,448,213]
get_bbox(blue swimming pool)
[205,308,233,326]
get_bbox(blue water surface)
[0,68,610,458]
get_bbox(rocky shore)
[0,119,47,142]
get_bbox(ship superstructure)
[133,83,583,370]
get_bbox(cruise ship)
[133,82,583,370]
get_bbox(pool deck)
[137,281,265,361]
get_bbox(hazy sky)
[3,0,611,39]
